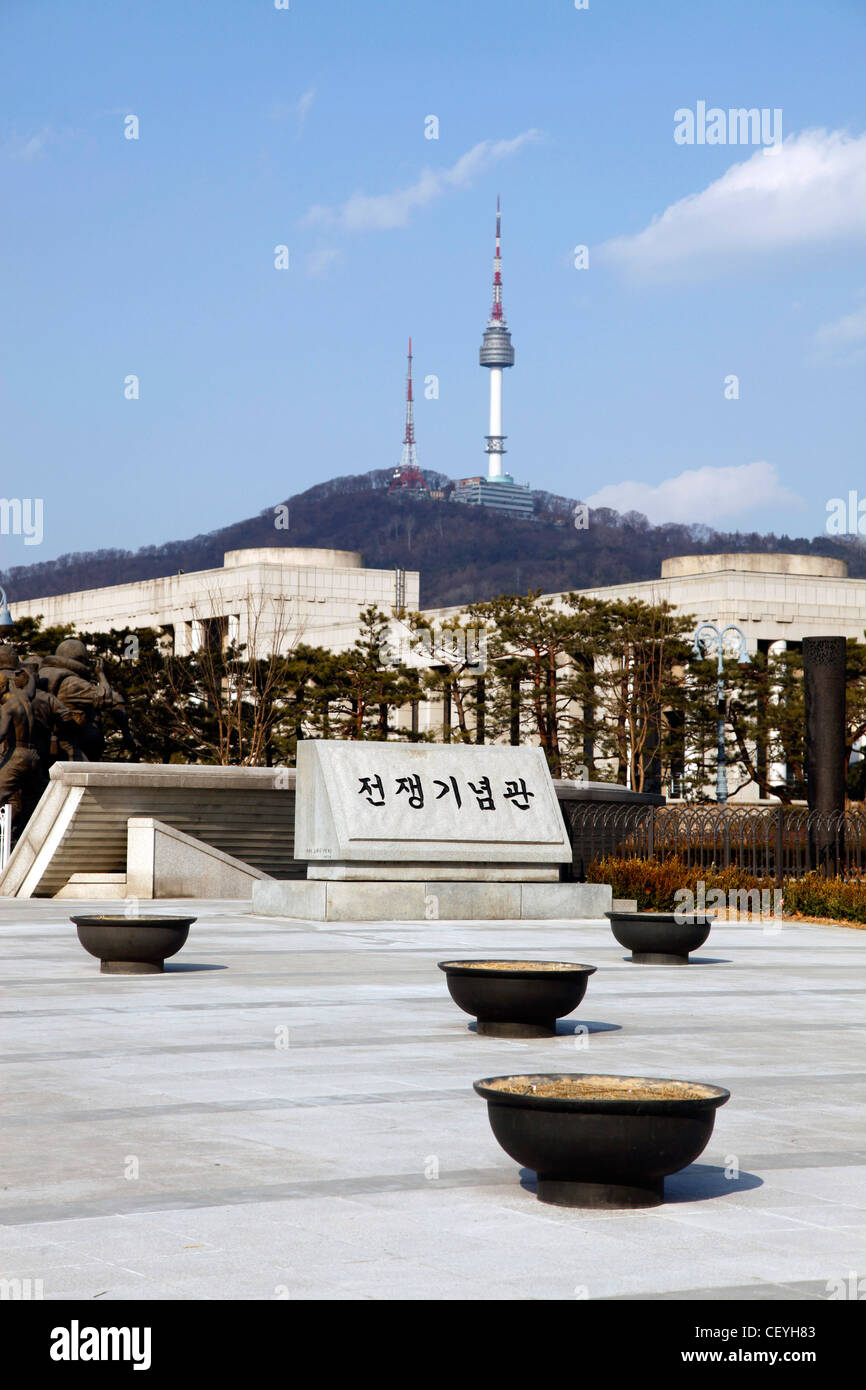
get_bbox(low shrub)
[585,856,774,911]
[783,871,866,924]
[586,856,866,923]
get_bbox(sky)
[2,0,865,570]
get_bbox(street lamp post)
[692,621,750,804]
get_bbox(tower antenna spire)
[490,194,504,323]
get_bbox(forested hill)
[3,469,863,611]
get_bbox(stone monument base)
[252,878,612,923]
[306,862,560,882]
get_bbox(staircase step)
[55,873,128,901]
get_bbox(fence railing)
[0,803,12,872]
[562,801,866,882]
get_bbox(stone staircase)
[0,763,302,898]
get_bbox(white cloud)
[5,126,53,161]
[586,461,804,526]
[268,88,316,136]
[306,246,342,277]
[601,129,866,279]
[296,87,316,138]
[304,130,540,232]
[813,296,866,364]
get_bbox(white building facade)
[9,548,419,659]
[9,547,865,800]
[420,553,866,801]
[424,553,866,651]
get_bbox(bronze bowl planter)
[605,910,715,964]
[438,960,596,1037]
[71,915,197,974]
[474,1072,730,1208]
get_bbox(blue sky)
[2,0,865,568]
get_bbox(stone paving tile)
[2,900,865,1300]
[607,1280,830,1301]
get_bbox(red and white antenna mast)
[400,336,417,471]
[389,337,429,492]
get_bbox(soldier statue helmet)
[53,639,93,671]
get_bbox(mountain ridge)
[3,470,862,612]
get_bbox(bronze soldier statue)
[0,646,43,830]
[38,638,136,764]
[0,637,137,848]
[19,657,77,787]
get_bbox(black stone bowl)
[71,915,196,974]
[438,959,596,1037]
[605,910,715,964]
[474,1072,730,1208]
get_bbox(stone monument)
[253,740,611,922]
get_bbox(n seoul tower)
[478,196,515,478]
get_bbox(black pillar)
[803,636,846,871]
[475,677,485,744]
[643,709,663,796]
[578,652,595,770]
[510,674,521,746]
[294,687,305,749]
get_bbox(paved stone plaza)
[1,901,864,1301]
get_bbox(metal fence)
[561,800,866,882]
[0,804,11,872]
